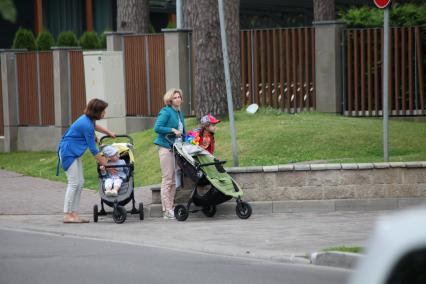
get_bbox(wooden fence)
[343,26,425,116]
[16,51,54,126]
[0,65,3,136]
[240,28,316,113]
[7,50,86,127]
[123,34,166,117]
[69,50,87,122]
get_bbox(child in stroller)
[93,135,144,224]
[100,145,126,197]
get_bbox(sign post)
[374,0,391,162]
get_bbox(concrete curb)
[310,251,363,269]
[146,197,426,217]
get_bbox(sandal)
[63,217,90,223]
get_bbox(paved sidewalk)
[0,169,393,266]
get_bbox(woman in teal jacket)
[154,88,185,219]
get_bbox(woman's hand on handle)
[172,128,182,137]
[95,154,117,174]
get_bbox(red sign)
[373,0,391,9]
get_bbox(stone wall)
[226,162,426,202]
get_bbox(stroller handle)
[100,134,133,145]
[102,164,132,169]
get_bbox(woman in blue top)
[58,98,115,223]
[154,88,185,219]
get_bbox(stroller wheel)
[93,204,98,223]
[174,205,189,221]
[139,202,144,220]
[113,206,127,224]
[202,205,216,217]
[236,201,252,219]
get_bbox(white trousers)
[63,158,84,213]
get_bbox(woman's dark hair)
[84,98,108,120]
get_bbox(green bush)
[35,30,54,51]
[98,32,107,49]
[79,31,99,50]
[391,4,423,27]
[166,21,176,29]
[340,3,426,27]
[57,31,78,47]
[12,28,36,50]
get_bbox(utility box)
[83,51,126,134]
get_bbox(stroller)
[169,136,252,221]
[93,135,144,224]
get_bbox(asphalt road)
[0,229,350,284]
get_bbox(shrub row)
[339,3,426,28]
[12,28,108,51]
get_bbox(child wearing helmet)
[197,114,220,154]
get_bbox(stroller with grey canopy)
[168,135,252,221]
[93,135,144,224]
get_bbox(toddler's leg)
[104,179,113,196]
[112,178,123,196]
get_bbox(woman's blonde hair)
[163,88,183,106]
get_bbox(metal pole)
[218,0,239,166]
[383,7,389,161]
[176,0,183,29]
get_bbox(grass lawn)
[323,246,363,254]
[1,108,426,190]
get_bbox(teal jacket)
[154,106,185,149]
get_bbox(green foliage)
[323,246,363,254]
[166,21,177,29]
[0,0,16,23]
[98,31,107,49]
[57,31,78,47]
[12,28,36,50]
[340,3,426,27]
[391,4,423,27]
[35,30,54,51]
[79,31,100,50]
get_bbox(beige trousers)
[158,147,176,212]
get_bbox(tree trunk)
[186,0,241,118]
[117,0,150,34]
[313,0,335,22]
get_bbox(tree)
[116,0,150,34]
[184,0,242,118]
[313,0,335,22]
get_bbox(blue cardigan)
[58,114,99,171]
[154,106,185,149]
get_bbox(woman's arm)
[154,109,173,134]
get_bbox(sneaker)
[111,189,118,196]
[163,209,175,220]
[105,189,114,197]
